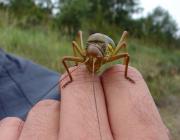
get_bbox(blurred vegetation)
[0,0,180,47]
[0,0,180,139]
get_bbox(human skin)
[0,65,170,140]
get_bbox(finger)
[59,65,113,140]
[101,65,170,140]
[0,117,24,140]
[19,100,60,140]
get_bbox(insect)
[61,31,134,139]
[62,30,134,88]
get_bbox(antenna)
[92,58,102,140]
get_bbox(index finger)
[59,65,113,140]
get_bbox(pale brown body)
[62,31,133,87]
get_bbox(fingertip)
[59,65,113,139]
[0,117,24,127]
[0,117,24,140]
[60,65,95,89]
[101,64,143,82]
[19,100,60,140]
[60,66,77,81]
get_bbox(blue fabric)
[0,49,60,120]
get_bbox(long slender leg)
[118,31,128,46]
[72,41,85,57]
[114,31,128,55]
[72,42,78,66]
[113,42,127,64]
[71,31,85,65]
[72,41,85,66]
[103,53,134,83]
[124,54,129,78]
[113,42,127,55]
[62,56,84,88]
[78,30,84,49]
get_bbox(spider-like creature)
[62,31,134,87]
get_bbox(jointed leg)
[72,41,85,57]
[71,41,83,65]
[71,30,84,66]
[62,56,84,88]
[118,31,128,45]
[78,30,84,49]
[114,31,128,55]
[124,54,129,78]
[113,42,127,55]
[72,42,78,65]
[103,53,134,83]
[72,41,85,66]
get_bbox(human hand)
[59,64,170,140]
[0,65,170,140]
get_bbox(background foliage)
[0,0,180,139]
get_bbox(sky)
[137,0,180,29]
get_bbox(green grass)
[0,25,180,139]
[0,26,73,72]
[0,26,179,99]
[128,41,180,101]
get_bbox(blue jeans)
[0,49,60,120]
